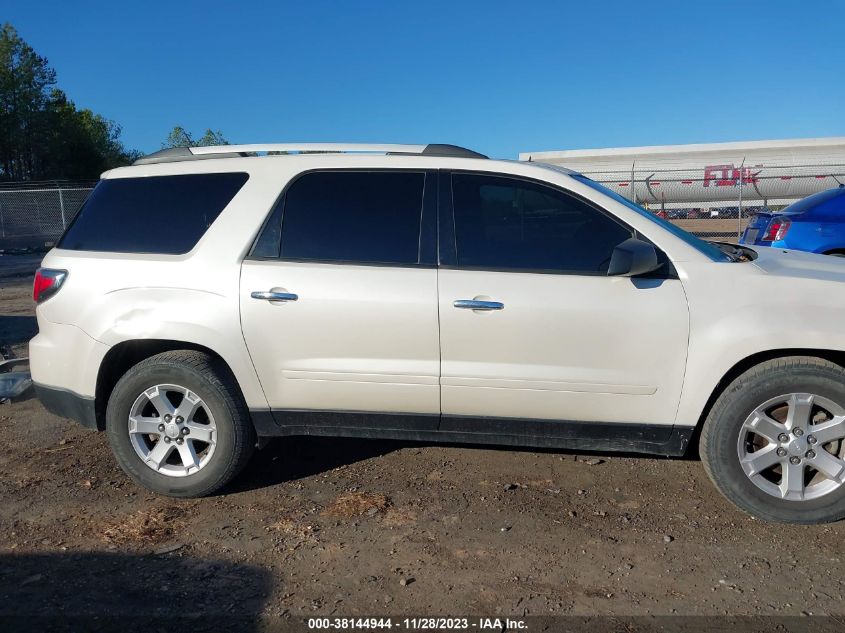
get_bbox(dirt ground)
[667,218,749,236]
[1,255,844,629]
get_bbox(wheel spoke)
[810,416,845,445]
[147,387,176,418]
[177,441,200,471]
[741,445,781,476]
[176,390,202,422]
[786,393,814,432]
[811,450,845,482]
[779,462,805,500]
[146,440,175,469]
[128,416,162,436]
[745,413,785,444]
[185,422,214,444]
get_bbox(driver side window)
[451,173,633,274]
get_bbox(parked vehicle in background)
[740,187,845,255]
[27,143,845,524]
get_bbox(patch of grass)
[383,507,417,527]
[322,492,389,518]
[269,517,316,538]
[102,506,184,545]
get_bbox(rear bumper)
[29,320,109,402]
[34,383,98,429]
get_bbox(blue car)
[740,186,845,255]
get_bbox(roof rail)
[133,143,487,165]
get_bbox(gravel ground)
[1,260,844,627]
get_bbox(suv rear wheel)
[701,356,845,523]
[105,350,255,497]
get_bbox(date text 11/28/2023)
[306,617,528,630]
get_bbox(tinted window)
[279,171,425,264]
[452,174,633,273]
[59,173,249,254]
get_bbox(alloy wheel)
[127,384,217,477]
[737,393,845,501]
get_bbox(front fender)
[676,268,845,427]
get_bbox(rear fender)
[66,287,268,409]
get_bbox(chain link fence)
[584,163,845,239]
[0,181,95,251]
[0,165,843,249]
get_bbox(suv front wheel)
[105,350,255,497]
[701,356,845,523]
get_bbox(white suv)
[29,143,845,523]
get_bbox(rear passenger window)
[58,173,249,254]
[451,173,633,273]
[278,171,425,264]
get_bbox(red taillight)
[762,217,791,242]
[33,268,67,303]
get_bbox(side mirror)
[607,238,662,277]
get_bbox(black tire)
[105,350,255,497]
[701,356,845,524]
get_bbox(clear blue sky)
[6,0,845,159]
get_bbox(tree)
[162,127,229,148]
[195,129,228,147]
[43,90,141,179]
[0,23,55,180]
[0,23,137,180]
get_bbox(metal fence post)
[57,185,67,230]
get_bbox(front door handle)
[251,291,298,302]
[453,299,504,311]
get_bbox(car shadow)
[226,435,409,494]
[0,551,273,631]
[226,431,701,495]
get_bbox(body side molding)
[249,409,693,456]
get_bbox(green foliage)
[195,129,229,147]
[162,127,229,148]
[0,23,138,181]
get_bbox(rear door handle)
[251,291,298,302]
[453,299,504,311]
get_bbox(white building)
[520,137,845,208]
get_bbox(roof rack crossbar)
[133,143,487,165]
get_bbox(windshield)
[572,175,734,262]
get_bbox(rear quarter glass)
[58,172,249,254]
